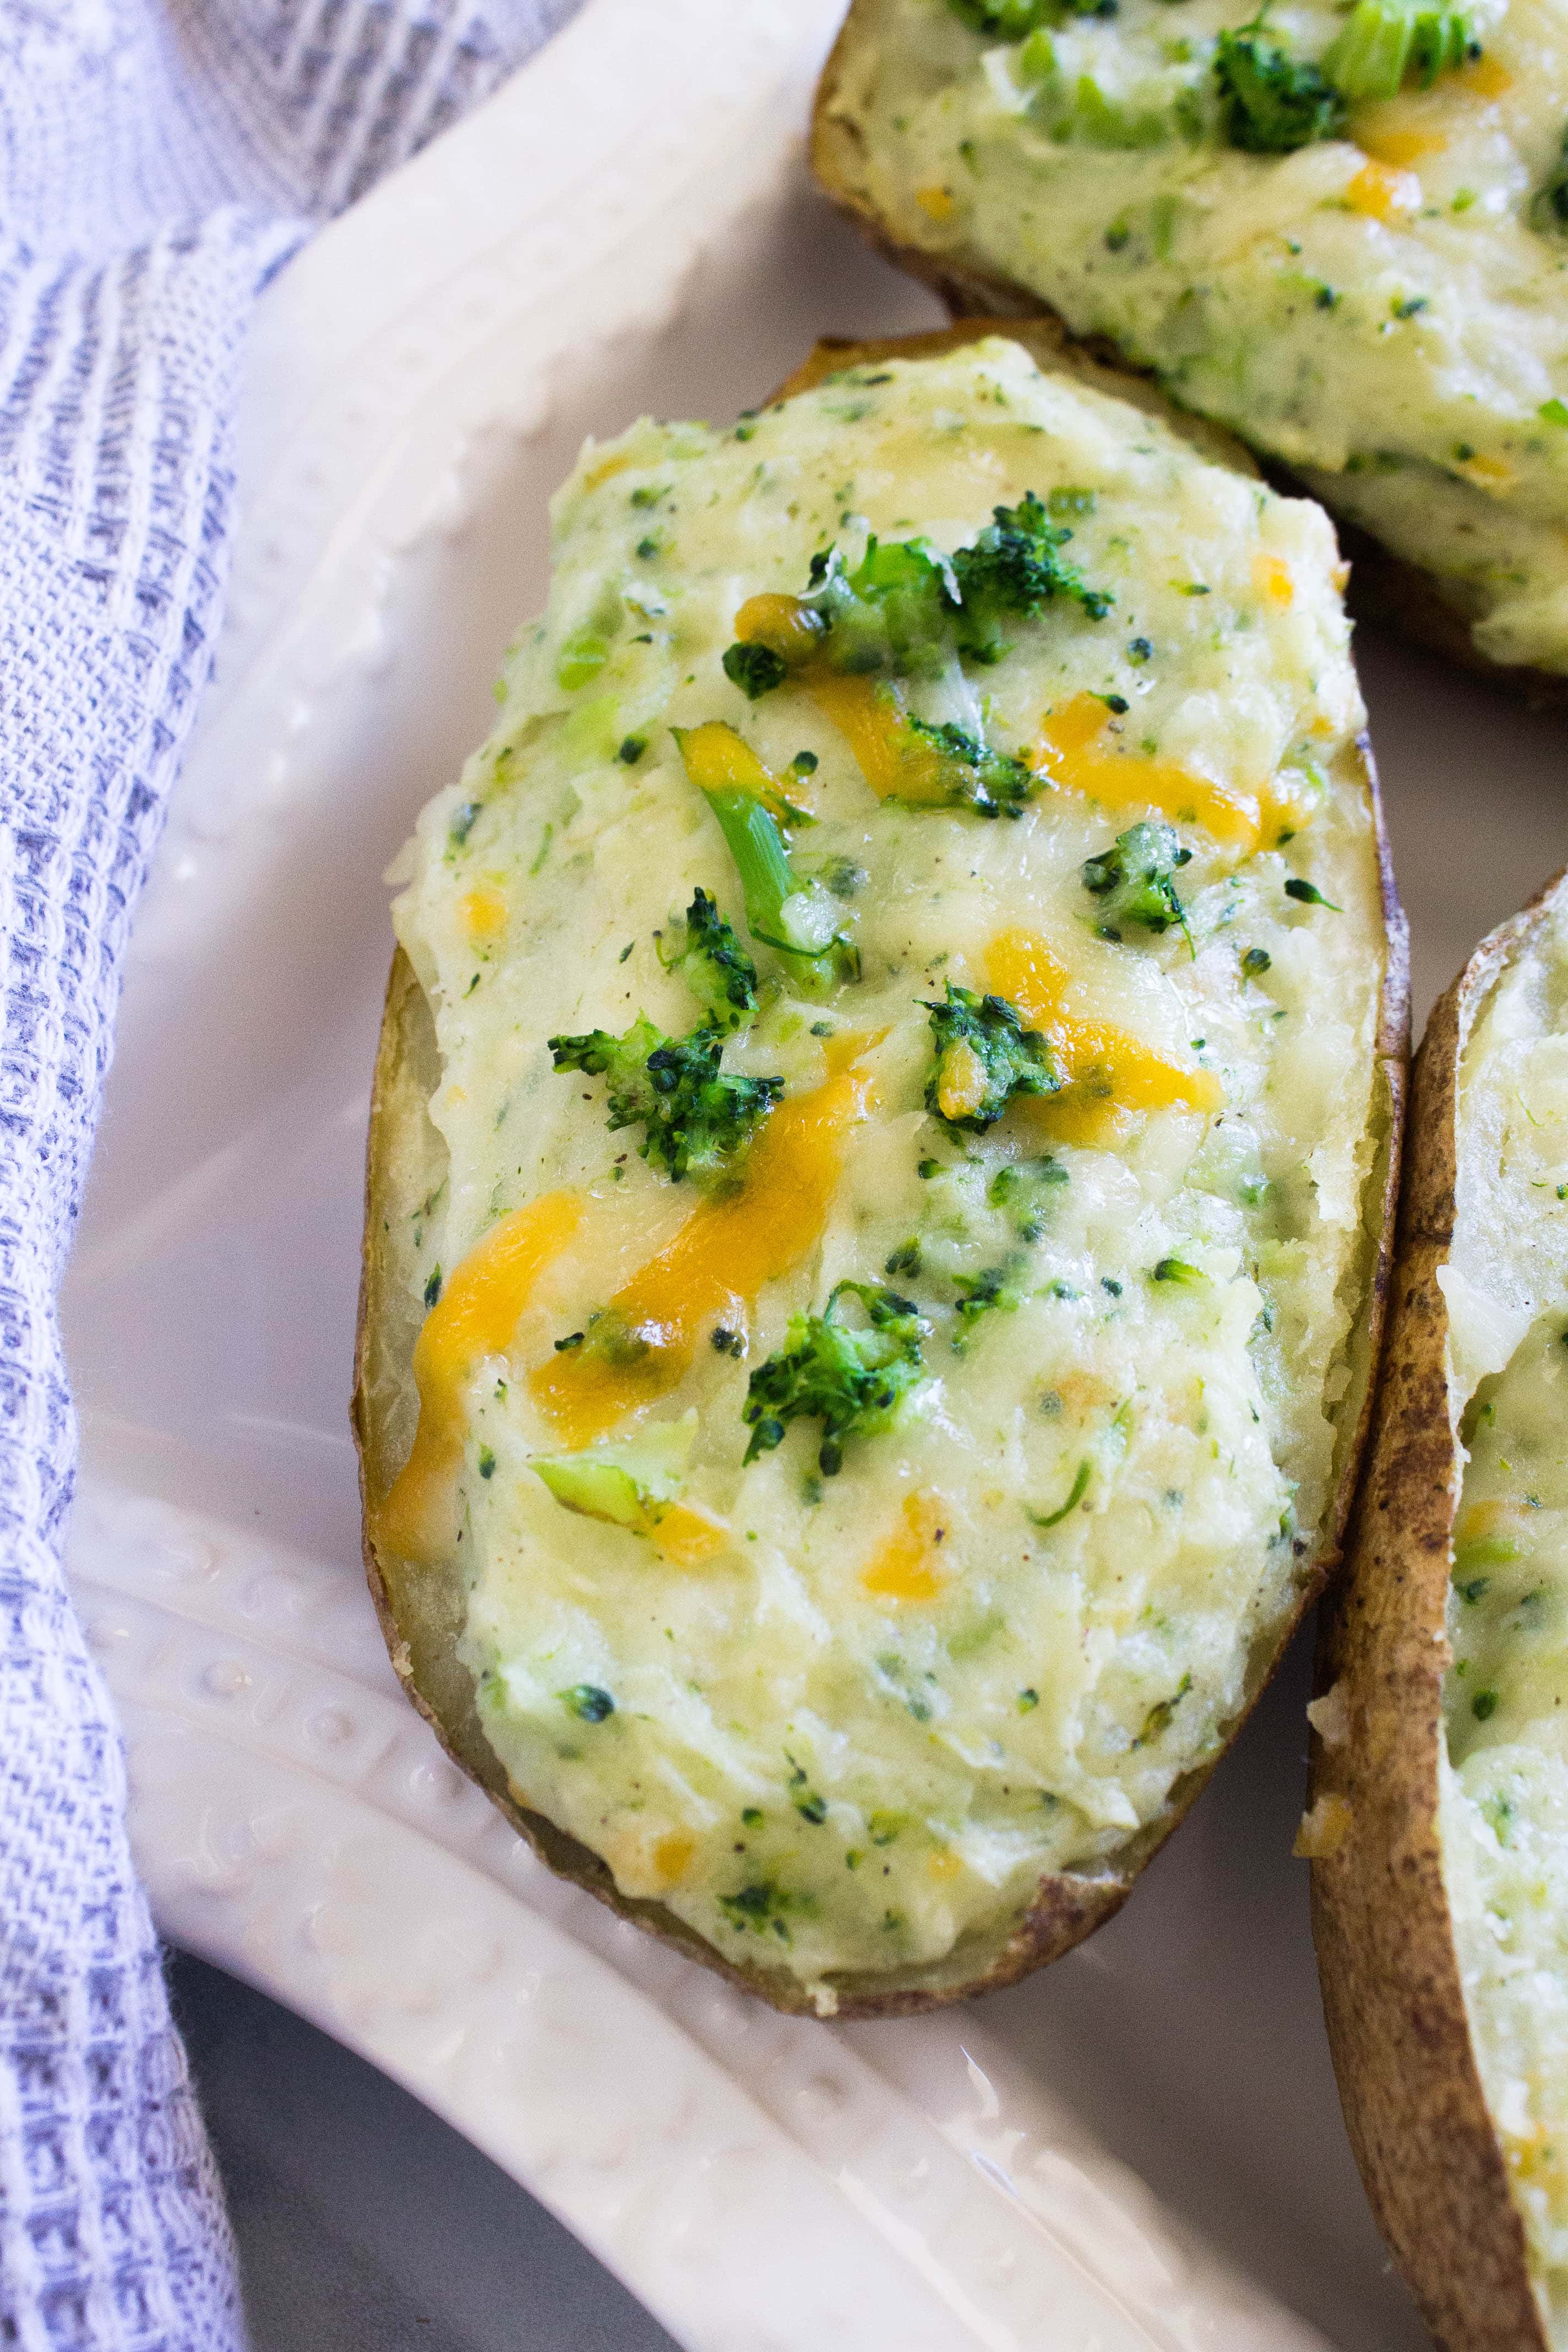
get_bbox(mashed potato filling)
[1443,901,1568,2330]
[388,339,1384,2000]
[826,0,1568,671]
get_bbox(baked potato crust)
[809,3,1568,708]
[1309,880,1568,2352]
[353,323,1409,2018]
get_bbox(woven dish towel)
[0,6,581,2344]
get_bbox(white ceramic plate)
[61,4,1568,2345]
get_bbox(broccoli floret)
[924,984,1059,1133]
[807,538,960,679]
[1081,820,1192,940]
[742,1282,929,1475]
[722,641,788,700]
[1214,23,1346,151]
[988,1155,1070,1242]
[906,719,1039,819]
[549,1016,782,1183]
[951,492,1113,661]
[657,887,759,1029]
[719,505,1110,691]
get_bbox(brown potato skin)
[353,325,1409,2018]
[1309,878,1568,2352]
[810,3,1568,706]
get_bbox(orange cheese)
[732,592,827,671]
[1253,551,1294,607]
[1462,52,1512,96]
[728,596,976,807]
[652,1831,697,1886]
[530,1038,880,1446]
[807,673,956,804]
[649,1500,731,1568]
[582,448,634,491]
[1457,450,1515,492]
[1455,1496,1513,1547]
[1357,122,1449,167]
[987,927,1222,1145]
[461,884,509,944]
[674,717,818,818]
[862,1490,951,1603]
[377,1190,584,1560]
[1344,158,1422,220]
[1031,694,1277,852]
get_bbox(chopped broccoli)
[559,1684,615,1723]
[989,1154,1070,1242]
[1534,126,1568,235]
[1214,23,1346,151]
[657,887,759,1029]
[562,1309,652,1368]
[951,492,1113,662]
[697,785,859,988]
[1325,0,1474,97]
[1136,1672,1192,1745]
[805,538,960,679]
[722,641,789,700]
[1284,876,1341,910]
[1030,1458,1092,1529]
[907,719,1039,819]
[720,504,1109,692]
[742,1282,929,1476]
[717,1877,806,1941]
[1081,820,1193,940]
[448,799,482,850]
[1047,73,1181,148]
[549,1016,782,1184]
[924,983,1059,1133]
[952,1259,1027,1349]
[1151,1256,1207,1286]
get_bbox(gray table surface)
[170,1954,678,2351]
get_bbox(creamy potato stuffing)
[1443,899,1568,2331]
[828,0,1568,671]
[387,340,1383,2001]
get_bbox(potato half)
[813,0,1568,695]
[1312,869,1568,2350]
[356,322,1406,2017]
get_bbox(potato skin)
[352,326,1409,2019]
[1309,884,1568,2352]
[809,4,1568,707]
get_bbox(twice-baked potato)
[1311,869,1568,2351]
[355,320,1406,2017]
[815,0,1568,690]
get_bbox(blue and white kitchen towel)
[0,6,580,2342]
